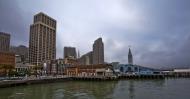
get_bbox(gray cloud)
[0,0,31,46]
[0,0,190,68]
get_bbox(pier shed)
[65,64,114,77]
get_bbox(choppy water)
[0,78,190,99]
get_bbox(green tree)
[0,64,14,77]
[33,64,43,77]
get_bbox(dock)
[71,76,118,81]
[119,74,165,79]
[0,73,190,88]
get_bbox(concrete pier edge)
[0,74,190,88]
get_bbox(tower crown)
[128,48,132,55]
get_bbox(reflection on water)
[128,80,135,99]
[0,78,190,99]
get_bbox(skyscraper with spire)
[128,48,133,65]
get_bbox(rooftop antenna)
[78,49,80,58]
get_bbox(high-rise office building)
[0,32,10,52]
[128,48,133,65]
[64,47,77,59]
[92,37,104,64]
[29,12,56,65]
[78,51,93,65]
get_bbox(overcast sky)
[0,0,190,68]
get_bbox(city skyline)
[0,0,190,68]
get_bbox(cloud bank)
[0,0,190,68]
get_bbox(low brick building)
[0,52,15,75]
[66,64,113,76]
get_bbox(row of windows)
[16,68,28,71]
[0,38,10,51]
[29,53,55,60]
[120,66,139,72]
[30,25,55,44]
[29,45,55,51]
[34,14,56,28]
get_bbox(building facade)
[42,59,65,75]
[0,32,10,52]
[0,52,15,76]
[10,45,28,62]
[0,52,15,67]
[78,51,93,65]
[66,64,113,76]
[119,64,158,75]
[29,12,56,66]
[64,58,78,65]
[93,38,104,64]
[15,55,31,74]
[15,63,30,73]
[64,47,77,59]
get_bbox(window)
[120,67,124,72]
[135,67,138,71]
[128,67,132,72]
